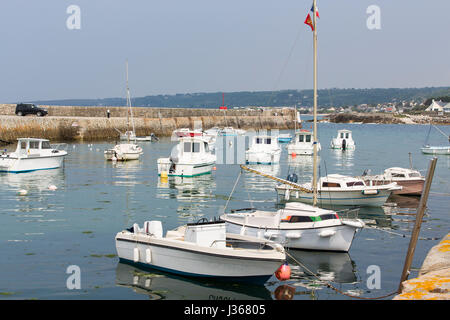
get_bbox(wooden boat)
[362,167,425,196]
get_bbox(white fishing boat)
[221,202,364,252]
[115,220,286,284]
[331,129,355,150]
[246,135,281,164]
[287,129,321,156]
[276,174,401,207]
[0,138,67,173]
[173,128,203,139]
[104,143,143,161]
[362,167,425,196]
[157,135,216,177]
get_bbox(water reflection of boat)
[287,250,357,284]
[330,148,355,168]
[157,174,216,202]
[1,167,65,192]
[115,261,272,300]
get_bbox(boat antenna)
[312,0,319,206]
[126,60,135,143]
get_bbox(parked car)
[15,103,48,116]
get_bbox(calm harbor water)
[0,122,449,300]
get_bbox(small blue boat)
[278,134,292,143]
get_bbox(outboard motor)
[342,139,347,150]
[287,173,298,183]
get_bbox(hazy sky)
[0,0,449,102]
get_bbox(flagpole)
[312,0,318,206]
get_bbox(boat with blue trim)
[0,138,67,173]
[115,219,286,284]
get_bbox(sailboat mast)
[126,60,135,143]
[312,0,318,206]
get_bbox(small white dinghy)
[115,220,286,284]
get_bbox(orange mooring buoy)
[291,152,297,158]
[275,263,291,281]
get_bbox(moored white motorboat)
[157,135,216,177]
[246,135,281,164]
[0,138,67,173]
[219,127,246,136]
[362,167,425,196]
[104,143,143,161]
[331,129,355,150]
[276,174,401,207]
[115,220,286,284]
[287,129,321,156]
[221,202,364,252]
[421,145,450,155]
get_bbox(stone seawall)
[0,105,294,142]
[394,233,450,300]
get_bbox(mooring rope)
[285,251,398,300]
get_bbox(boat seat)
[166,226,186,240]
[143,221,163,238]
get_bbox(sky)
[0,0,449,102]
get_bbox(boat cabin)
[15,138,53,155]
[383,167,423,180]
[294,130,313,144]
[337,129,352,140]
[319,174,366,189]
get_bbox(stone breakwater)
[394,233,450,300]
[0,105,295,142]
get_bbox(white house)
[425,99,447,112]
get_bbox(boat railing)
[211,238,275,251]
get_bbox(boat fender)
[145,248,152,263]
[362,189,379,195]
[133,247,140,262]
[240,226,246,236]
[286,232,301,239]
[275,263,291,281]
[284,189,290,201]
[319,230,336,237]
[264,231,279,239]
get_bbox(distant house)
[425,99,447,112]
[443,102,450,113]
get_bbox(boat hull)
[224,220,359,252]
[246,150,281,165]
[276,186,392,207]
[115,236,283,284]
[421,146,450,155]
[0,153,66,173]
[365,179,424,196]
[157,158,214,177]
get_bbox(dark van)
[15,103,48,117]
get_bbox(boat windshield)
[42,141,51,149]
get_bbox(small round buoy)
[212,166,217,171]
[18,189,28,196]
[48,185,57,191]
[291,152,296,158]
[275,263,291,281]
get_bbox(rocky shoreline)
[327,113,450,125]
[394,233,450,300]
